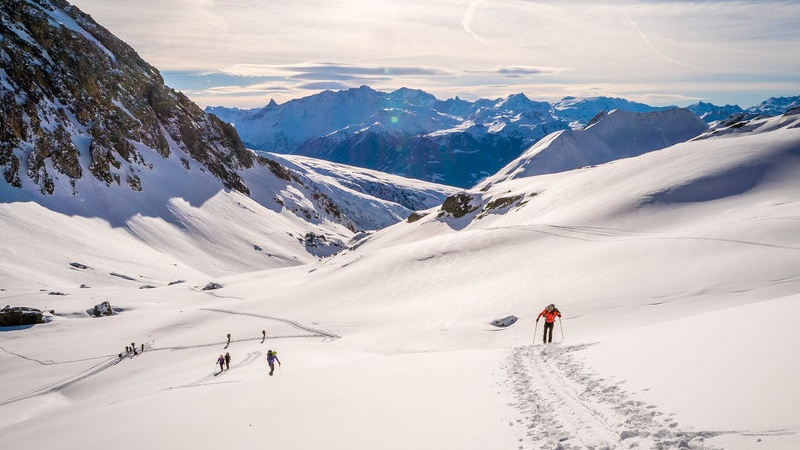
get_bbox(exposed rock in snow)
[202,282,223,291]
[90,301,113,317]
[0,306,44,326]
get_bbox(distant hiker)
[536,303,562,344]
[266,350,281,376]
[262,329,266,342]
[226,333,231,345]
[125,346,130,353]
[224,352,231,370]
[217,355,225,372]
[141,343,145,353]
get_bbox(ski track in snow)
[0,311,338,406]
[200,307,341,341]
[504,344,720,450]
[491,223,800,250]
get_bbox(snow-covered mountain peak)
[494,92,536,110]
[387,87,439,106]
[478,108,708,188]
[747,96,800,116]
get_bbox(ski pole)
[558,316,564,340]
[533,319,539,346]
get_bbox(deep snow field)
[2,116,800,450]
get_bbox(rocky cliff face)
[0,0,252,196]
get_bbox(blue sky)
[69,0,800,109]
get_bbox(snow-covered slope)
[0,146,455,289]
[264,153,458,231]
[2,107,799,450]
[479,108,708,188]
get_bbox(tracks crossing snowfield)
[0,310,338,407]
[504,344,719,450]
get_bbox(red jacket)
[538,308,561,323]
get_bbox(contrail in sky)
[462,0,487,44]
[625,14,694,68]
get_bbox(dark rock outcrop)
[0,0,251,195]
[0,306,44,326]
[438,192,479,218]
[91,300,113,317]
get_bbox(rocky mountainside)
[0,0,252,195]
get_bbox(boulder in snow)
[491,315,519,328]
[0,306,44,326]
[438,192,479,219]
[91,301,113,317]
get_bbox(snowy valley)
[2,2,800,450]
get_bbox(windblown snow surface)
[1,114,800,450]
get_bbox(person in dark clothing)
[217,354,225,372]
[266,350,281,376]
[224,352,231,370]
[536,303,562,344]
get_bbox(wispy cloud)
[224,63,452,78]
[462,0,487,44]
[70,0,800,108]
[493,66,566,77]
[294,81,352,91]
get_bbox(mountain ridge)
[208,87,799,187]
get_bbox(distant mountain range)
[208,88,800,187]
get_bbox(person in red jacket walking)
[537,303,561,344]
